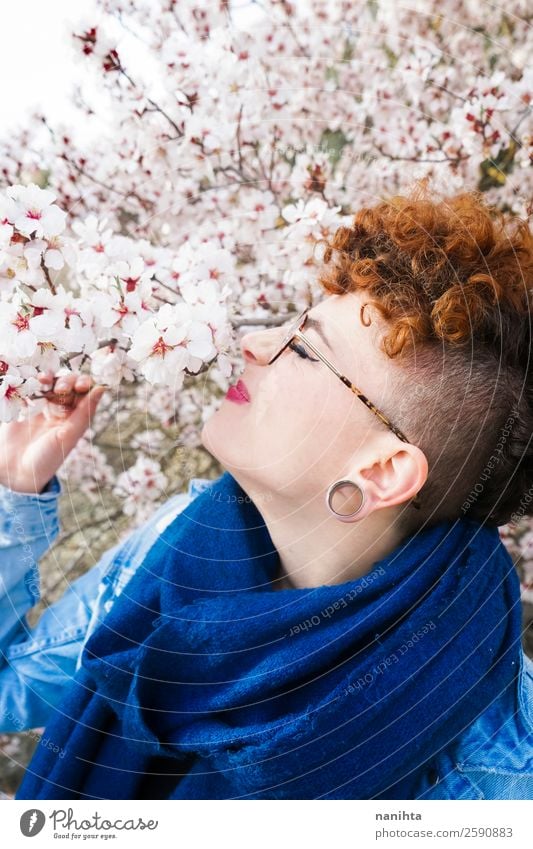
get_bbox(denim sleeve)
[0,480,206,733]
[0,536,129,732]
[0,476,62,659]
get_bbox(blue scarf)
[17,471,521,800]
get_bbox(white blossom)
[113,456,168,524]
[5,184,66,239]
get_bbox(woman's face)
[201,291,404,506]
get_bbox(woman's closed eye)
[288,340,319,362]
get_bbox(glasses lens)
[271,309,308,361]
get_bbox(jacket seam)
[5,624,89,659]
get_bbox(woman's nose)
[240,327,281,365]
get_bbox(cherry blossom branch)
[236,104,245,174]
[62,339,120,365]
[63,152,154,211]
[426,80,468,104]
[40,257,57,295]
[277,0,310,59]
[151,292,174,305]
[508,104,532,142]
[41,117,152,211]
[118,67,183,138]
[168,3,189,35]
[374,143,469,165]
[193,133,256,185]
[232,313,294,328]
[151,274,179,300]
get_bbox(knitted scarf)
[17,471,522,800]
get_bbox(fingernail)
[55,380,69,392]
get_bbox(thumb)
[55,385,106,454]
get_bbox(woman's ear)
[346,443,428,520]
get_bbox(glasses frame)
[267,309,422,510]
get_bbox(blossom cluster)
[0,181,236,421]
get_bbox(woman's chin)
[200,417,214,452]
[200,414,228,465]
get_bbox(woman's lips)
[225,379,251,404]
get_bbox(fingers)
[42,373,92,411]
[54,385,106,453]
[53,372,91,397]
[38,372,54,387]
[41,373,106,425]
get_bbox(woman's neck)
[260,493,405,590]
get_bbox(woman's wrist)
[0,475,61,500]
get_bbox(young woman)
[1,188,532,800]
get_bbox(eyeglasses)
[267,308,422,510]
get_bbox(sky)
[0,0,264,142]
[0,1,100,136]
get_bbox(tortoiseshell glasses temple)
[267,309,422,510]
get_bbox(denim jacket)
[1,477,532,800]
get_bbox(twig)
[65,154,152,210]
[236,104,245,174]
[374,143,469,165]
[41,117,150,209]
[152,274,179,298]
[508,104,532,142]
[119,67,183,138]
[151,292,174,305]
[232,313,295,328]
[278,0,310,58]
[426,80,468,104]
[40,258,57,295]
[169,3,189,35]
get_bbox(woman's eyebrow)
[305,315,333,351]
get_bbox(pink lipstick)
[225,379,250,404]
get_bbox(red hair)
[317,182,533,529]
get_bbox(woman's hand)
[0,372,106,494]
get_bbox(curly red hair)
[317,182,533,529]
